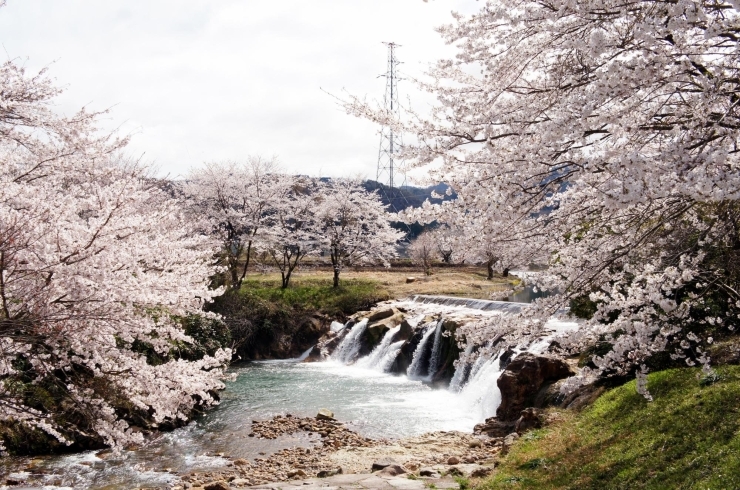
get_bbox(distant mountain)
[362,180,457,211]
[362,180,457,239]
[315,177,457,239]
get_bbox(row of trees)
[347,0,740,387]
[183,161,403,289]
[409,223,511,279]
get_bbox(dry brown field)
[248,264,520,301]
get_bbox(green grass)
[239,276,390,317]
[455,476,471,490]
[480,366,740,490]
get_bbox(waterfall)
[410,295,525,313]
[458,350,511,420]
[356,326,401,371]
[423,321,445,382]
[378,341,405,372]
[407,322,438,378]
[449,344,474,392]
[330,321,346,333]
[331,319,368,364]
[325,294,578,422]
[296,346,314,361]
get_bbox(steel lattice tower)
[376,42,405,190]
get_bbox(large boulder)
[395,319,414,342]
[496,353,575,421]
[558,382,605,411]
[359,312,405,356]
[367,308,395,323]
[473,417,516,437]
[429,320,461,384]
[317,329,345,358]
[243,313,331,361]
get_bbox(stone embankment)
[175,411,501,490]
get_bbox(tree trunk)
[281,247,302,289]
[503,268,510,277]
[280,249,290,289]
[423,258,432,276]
[229,256,240,288]
[236,240,253,290]
[487,259,495,280]
[331,244,341,288]
[0,251,9,319]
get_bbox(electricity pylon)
[375,42,409,215]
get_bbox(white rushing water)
[355,325,401,371]
[449,343,475,392]
[331,294,580,422]
[408,294,525,313]
[406,321,438,378]
[330,318,368,364]
[424,321,445,382]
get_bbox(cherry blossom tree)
[403,184,547,280]
[317,179,403,287]
[408,231,437,276]
[184,157,290,290]
[263,178,323,289]
[348,0,740,384]
[0,60,230,451]
[426,225,460,264]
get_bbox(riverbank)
[3,304,737,488]
[177,413,498,489]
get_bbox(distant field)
[243,265,520,301]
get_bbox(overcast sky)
[0,1,479,181]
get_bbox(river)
[3,356,505,489]
[2,281,575,489]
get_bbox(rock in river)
[316,408,335,421]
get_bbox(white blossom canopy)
[0,61,230,449]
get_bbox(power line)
[375,42,411,220]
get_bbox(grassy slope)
[481,366,740,490]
